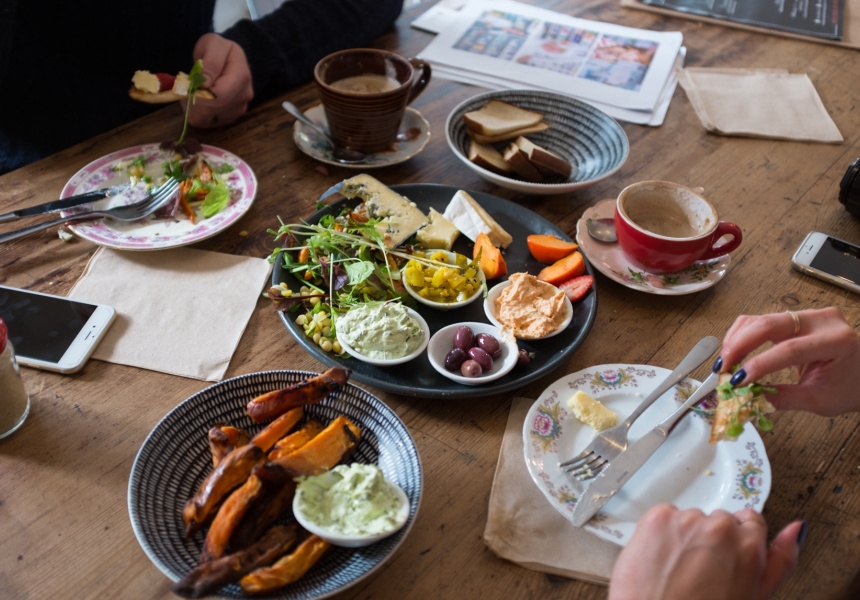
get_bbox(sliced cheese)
[415,207,460,250]
[441,190,512,249]
[567,391,617,432]
[340,174,428,248]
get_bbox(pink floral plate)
[61,144,256,250]
[523,364,770,546]
[576,199,731,295]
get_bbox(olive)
[452,325,475,351]
[516,348,531,369]
[460,359,483,378]
[444,348,467,371]
[468,346,494,372]
[475,332,501,358]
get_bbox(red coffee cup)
[614,181,742,273]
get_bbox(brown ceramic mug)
[314,49,431,154]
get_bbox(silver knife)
[570,370,721,527]
[0,183,131,223]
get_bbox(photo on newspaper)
[417,0,684,114]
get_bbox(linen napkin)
[69,247,272,381]
[677,67,843,143]
[483,396,621,585]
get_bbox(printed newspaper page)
[417,0,683,112]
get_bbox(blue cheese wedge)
[442,190,512,248]
[340,174,428,248]
[567,391,617,431]
[415,207,459,250]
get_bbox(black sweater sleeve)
[219,0,404,100]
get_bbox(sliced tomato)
[558,275,593,303]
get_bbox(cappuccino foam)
[330,74,401,94]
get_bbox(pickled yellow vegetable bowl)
[403,250,487,310]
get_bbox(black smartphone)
[791,232,860,295]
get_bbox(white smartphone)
[0,285,116,373]
[791,232,860,295]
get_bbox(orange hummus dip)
[495,272,567,338]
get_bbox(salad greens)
[715,370,776,439]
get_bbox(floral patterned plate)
[575,199,731,295]
[62,144,256,250]
[292,106,431,169]
[523,364,771,546]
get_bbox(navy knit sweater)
[0,0,403,173]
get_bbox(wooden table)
[2,1,859,598]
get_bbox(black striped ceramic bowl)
[128,370,422,600]
[446,89,629,195]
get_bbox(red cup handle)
[407,58,431,104]
[700,221,742,260]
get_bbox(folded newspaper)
[414,0,685,126]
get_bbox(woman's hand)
[608,504,805,600]
[187,33,254,128]
[717,307,860,416]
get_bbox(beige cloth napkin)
[69,247,272,381]
[677,67,843,143]
[483,396,621,585]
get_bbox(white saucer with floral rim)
[575,199,731,295]
[292,106,431,169]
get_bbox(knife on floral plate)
[0,183,131,223]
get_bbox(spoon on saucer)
[586,217,617,243]
[281,101,368,164]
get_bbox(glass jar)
[0,318,30,439]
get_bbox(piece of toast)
[515,136,572,178]
[502,142,544,183]
[463,100,545,137]
[467,122,549,145]
[468,140,514,176]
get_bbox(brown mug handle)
[407,58,431,104]
[700,221,742,260]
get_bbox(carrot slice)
[537,251,585,285]
[527,234,578,264]
[472,232,507,279]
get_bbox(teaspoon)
[281,101,368,165]
[586,217,617,242]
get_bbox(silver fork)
[0,177,180,243]
[559,335,719,480]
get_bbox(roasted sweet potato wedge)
[208,424,251,467]
[229,479,298,551]
[267,419,325,460]
[246,367,352,423]
[240,534,331,595]
[172,524,298,599]
[182,443,265,538]
[250,406,303,452]
[200,474,264,563]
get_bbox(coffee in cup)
[314,49,431,154]
[614,181,742,273]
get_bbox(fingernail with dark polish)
[712,356,723,372]
[797,520,808,546]
[730,369,747,386]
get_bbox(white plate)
[62,144,256,250]
[293,106,431,169]
[576,199,731,295]
[483,279,573,339]
[523,364,771,546]
[337,306,430,366]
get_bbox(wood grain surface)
[1,1,859,599]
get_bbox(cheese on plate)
[340,174,428,248]
[442,190,512,249]
[567,391,617,431]
[415,207,459,250]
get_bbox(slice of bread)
[467,121,549,145]
[502,142,544,183]
[468,140,514,176]
[463,100,545,137]
[515,136,572,178]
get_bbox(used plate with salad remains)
[271,183,598,399]
[523,364,771,546]
[61,143,256,250]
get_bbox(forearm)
[220,0,404,99]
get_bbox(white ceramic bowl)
[402,249,486,310]
[446,89,629,195]
[293,474,410,548]
[427,322,519,386]
[484,279,573,340]
[336,305,430,366]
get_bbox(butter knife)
[570,370,721,527]
[0,183,131,223]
